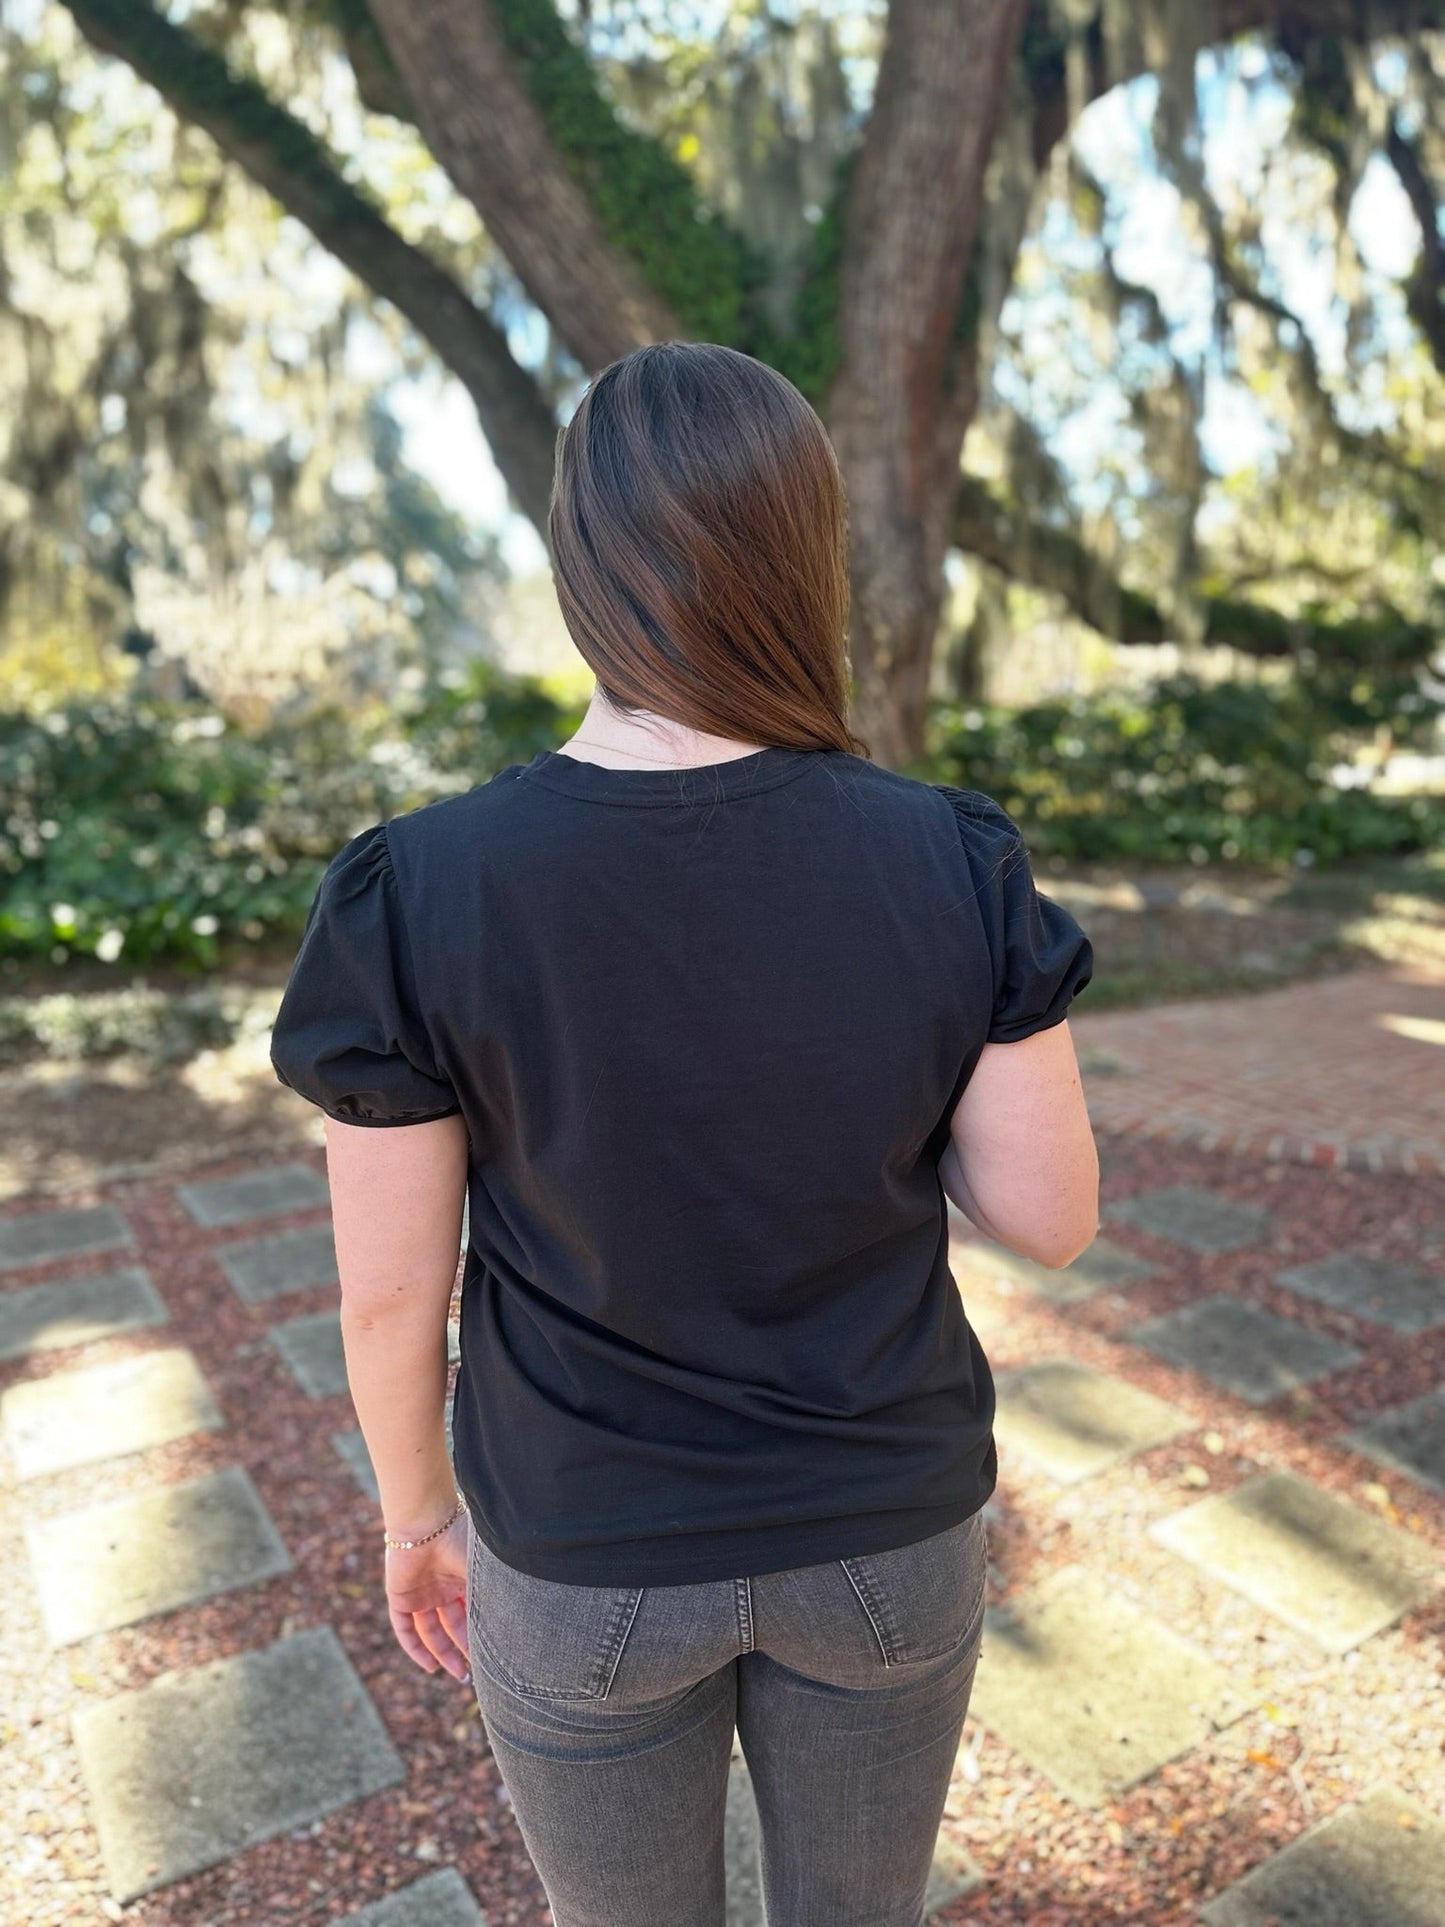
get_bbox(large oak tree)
[58,0,1445,762]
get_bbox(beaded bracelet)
[383,1489,466,1551]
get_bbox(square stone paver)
[1273,1253,1443,1335]
[0,1203,133,1274]
[335,1869,486,1927]
[1,1347,222,1479]
[993,1360,1192,1484]
[0,1266,168,1363]
[26,1466,292,1646]
[1151,1470,1439,1652]
[270,1309,348,1399]
[1341,1389,1445,1496]
[217,1224,337,1303]
[1200,1784,1445,1927]
[72,1622,405,1903]
[1105,1185,1272,1253]
[333,1427,380,1502]
[968,1563,1252,1807]
[725,1749,764,1925]
[1122,1296,1362,1406]
[924,1834,982,1918]
[176,1163,329,1229]
[953,1235,1156,1305]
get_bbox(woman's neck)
[558,701,770,770]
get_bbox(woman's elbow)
[1031,1211,1101,1271]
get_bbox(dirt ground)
[2,853,1441,1201]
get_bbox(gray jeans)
[463,1507,989,1927]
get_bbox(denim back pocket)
[466,1524,645,1701]
[838,1509,989,1666]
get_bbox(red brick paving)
[1073,964,1445,1177]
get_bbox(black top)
[269,744,1093,1585]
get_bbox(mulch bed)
[2,1132,1441,1925]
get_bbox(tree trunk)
[825,0,1025,766]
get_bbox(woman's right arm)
[940,1016,1099,1269]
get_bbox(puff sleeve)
[936,785,1094,1044]
[269,821,462,1127]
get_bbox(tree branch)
[1021,0,1445,172]
[61,0,560,535]
[1386,112,1445,372]
[953,476,1436,664]
[368,0,680,369]
[330,0,417,122]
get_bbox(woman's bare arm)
[940,1018,1099,1269]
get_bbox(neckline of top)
[518,743,826,806]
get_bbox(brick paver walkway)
[1,971,1442,1924]
[1073,962,1445,1175]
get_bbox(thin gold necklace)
[562,736,765,767]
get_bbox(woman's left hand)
[383,1511,473,1682]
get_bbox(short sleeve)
[935,785,1094,1044]
[269,821,462,1127]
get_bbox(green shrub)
[0,660,583,967]
[922,672,1444,865]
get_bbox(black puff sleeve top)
[269,821,462,1128]
[266,747,1094,1586]
[935,785,1094,1044]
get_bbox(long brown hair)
[548,341,869,758]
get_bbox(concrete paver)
[1341,1388,1445,1496]
[1104,1184,1273,1253]
[1151,1469,1438,1652]
[269,1308,348,1399]
[333,1427,380,1502]
[967,1564,1252,1807]
[725,1750,764,1926]
[217,1224,338,1304]
[992,1359,1192,1484]
[334,1868,487,1926]
[0,1265,167,1362]
[25,1467,292,1647]
[0,1203,133,1273]
[176,1163,330,1228]
[1273,1253,1444,1335]
[1122,1295,1362,1406]
[923,1834,983,1918]
[952,1235,1156,1304]
[71,1623,405,1903]
[1,1347,222,1480]
[1199,1784,1445,1926]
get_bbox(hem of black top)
[312,1102,464,1127]
[985,1000,1077,1046]
[460,1482,995,1588]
